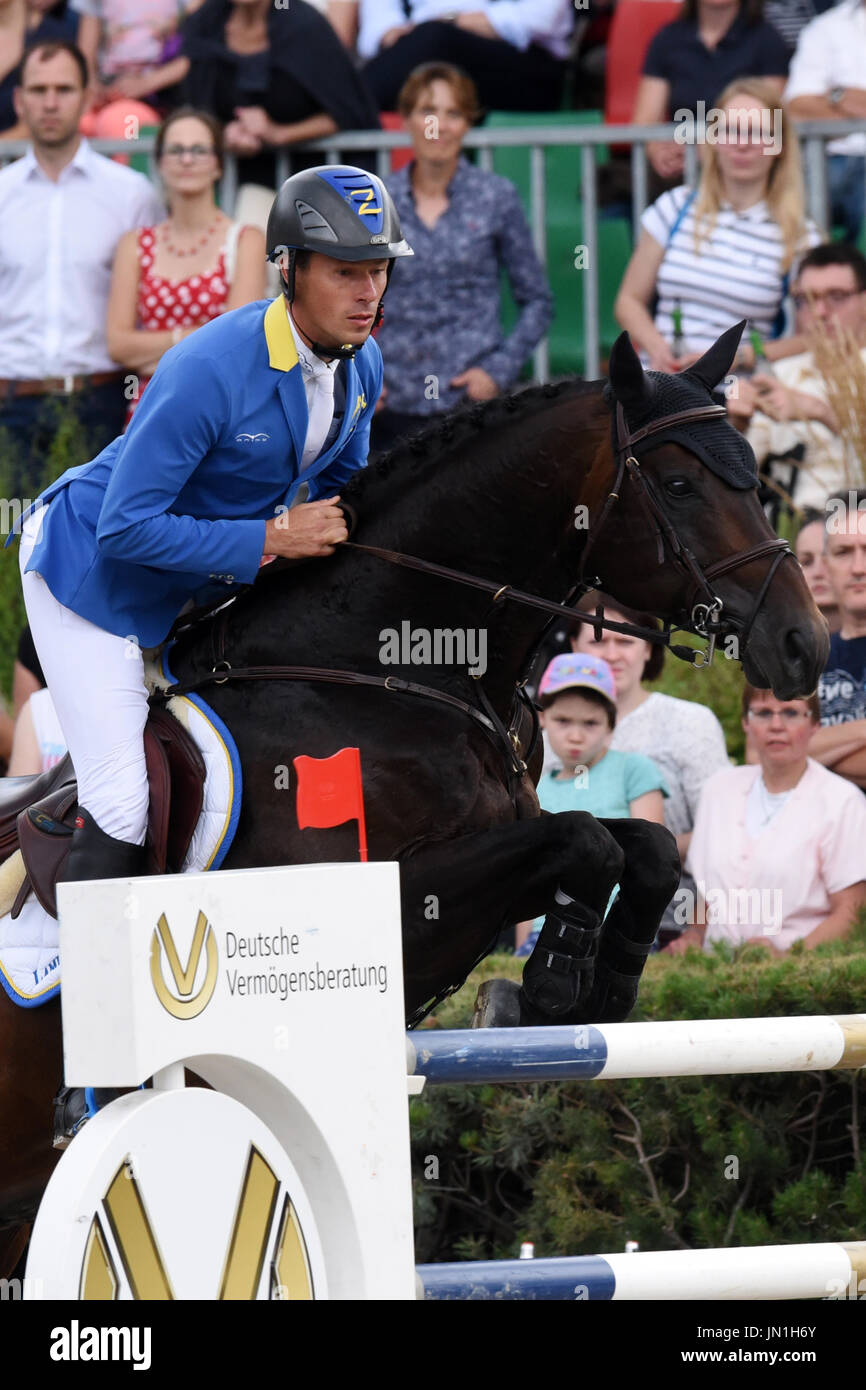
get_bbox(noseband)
[579,400,794,664]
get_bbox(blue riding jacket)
[20,296,383,648]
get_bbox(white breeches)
[19,507,149,845]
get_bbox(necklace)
[161,217,222,258]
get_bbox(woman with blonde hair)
[615,77,822,375]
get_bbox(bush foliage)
[412,921,866,1263]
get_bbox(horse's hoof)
[471,978,523,1029]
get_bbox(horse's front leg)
[587,817,682,1022]
[399,811,623,1024]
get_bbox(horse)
[0,323,828,1259]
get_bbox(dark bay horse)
[0,324,828,1251]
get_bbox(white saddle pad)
[0,689,241,1007]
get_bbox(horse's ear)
[682,321,746,393]
[607,331,652,413]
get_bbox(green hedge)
[411,921,866,1264]
[0,409,91,703]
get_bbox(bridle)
[577,399,796,665]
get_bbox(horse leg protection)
[585,820,681,1024]
[518,890,602,1023]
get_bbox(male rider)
[16,165,413,1144]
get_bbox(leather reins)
[157,397,794,796]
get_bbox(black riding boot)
[52,809,146,1149]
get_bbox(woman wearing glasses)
[615,77,821,374]
[665,684,866,954]
[106,106,265,419]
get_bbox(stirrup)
[52,1084,98,1151]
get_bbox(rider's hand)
[263,497,348,559]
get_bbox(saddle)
[0,704,206,920]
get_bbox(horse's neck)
[362,386,614,708]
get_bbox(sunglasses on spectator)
[747,708,812,723]
[792,288,861,310]
[161,144,216,160]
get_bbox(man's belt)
[0,371,125,399]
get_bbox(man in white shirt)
[0,39,162,503]
[726,244,866,510]
[784,0,866,241]
[353,0,574,112]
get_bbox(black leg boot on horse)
[52,809,146,1150]
[472,814,624,1029]
[584,818,681,1023]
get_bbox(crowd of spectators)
[0,2,865,962]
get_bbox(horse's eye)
[665,479,692,498]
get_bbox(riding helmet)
[266,164,413,320]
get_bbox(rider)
[16,165,413,1143]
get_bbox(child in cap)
[536,653,668,820]
[515,653,669,956]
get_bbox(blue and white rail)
[407,1014,866,1086]
[416,1241,866,1300]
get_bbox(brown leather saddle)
[0,704,206,920]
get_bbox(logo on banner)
[150,910,218,1019]
[80,1145,314,1301]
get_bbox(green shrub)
[412,920,866,1263]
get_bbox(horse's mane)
[342,376,602,511]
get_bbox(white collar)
[286,306,339,377]
[22,136,93,182]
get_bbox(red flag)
[293,748,368,862]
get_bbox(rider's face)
[291,255,388,353]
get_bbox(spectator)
[727,243,866,510]
[370,62,552,451]
[0,40,163,498]
[568,592,730,941]
[667,683,866,953]
[785,0,866,244]
[809,489,866,785]
[763,0,836,55]
[14,622,44,712]
[355,0,574,113]
[634,0,788,184]
[795,508,840,632]
[73,0,198,114]
[616,78,820,372]
[106,107,265,422]
[179,0,379,187]
[26,1,78,40]
[515,652,668,955]
[7,685,65,773]
[0,0,70,138]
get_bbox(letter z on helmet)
[267,165,412,328]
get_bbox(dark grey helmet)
[267,164,413,268]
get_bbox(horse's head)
[598,323,828,699]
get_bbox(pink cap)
[538,653,617,704]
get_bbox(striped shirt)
[642,185,820,355]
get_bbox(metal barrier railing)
[2,119,863,381]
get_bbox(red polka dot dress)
[128,226,232,422]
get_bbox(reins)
[156,392,795,798]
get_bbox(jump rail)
[416,1241,866,1301]
[406,1014,866,1085]
[409,1014,866,1301]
